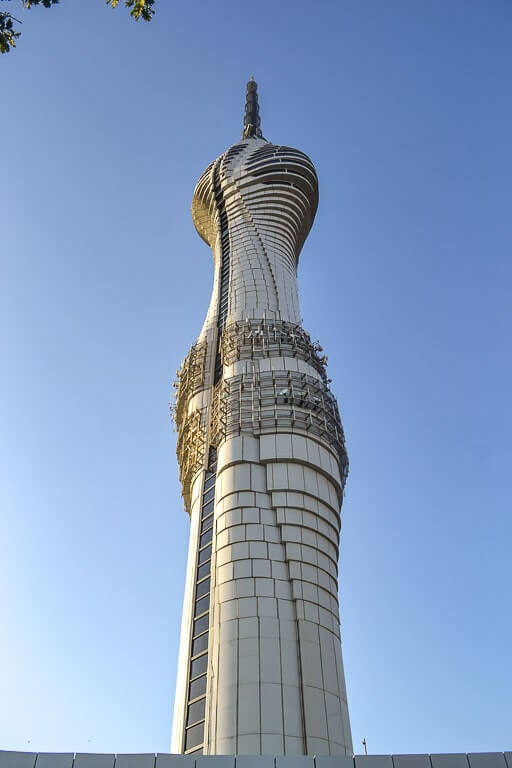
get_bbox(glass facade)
[183,447,217,754]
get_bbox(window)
[203,486,215,505]
[185,722,205,750]
[193,614,209,636]
[189,674,207,701]
[197,560,210,581]
[198,545,212,564]
[201,499,214,518]
[190,653,208,679]
[199,528,213,548]
[196,577,210,599]
[200,514,213,533]
[183,446,218,753]
[195,593,210,616]
[192,632,209,657]
[186,697,206,726]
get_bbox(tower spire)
[242,76,263,139]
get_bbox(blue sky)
[2,0,511,757]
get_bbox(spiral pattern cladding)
[192,138,318,327]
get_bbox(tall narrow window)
[183,446,217,754]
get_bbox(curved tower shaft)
[172,80,352,757]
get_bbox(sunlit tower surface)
[172,80,352,757]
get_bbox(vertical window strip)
[213,165,230,384]
[183,446,217,754]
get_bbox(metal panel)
[0,753,37,768]
[156,757,195,768]
[393,756,430,768]
[315,757,354,768]
[468,756,507,768]
[115,756,155,768]
[236,759,275,768]
[355,757,393,768]
[430,756,468,768]
[196,759,234,768]
[36,755,74,768]
[74,755,115,768]
[276,758,314,768]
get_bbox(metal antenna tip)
[242,78,262,139]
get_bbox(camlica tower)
[171,79,352,758]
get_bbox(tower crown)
[191,81,318,272]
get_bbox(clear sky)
[2,0,511,757]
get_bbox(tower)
[171,80,352,757]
